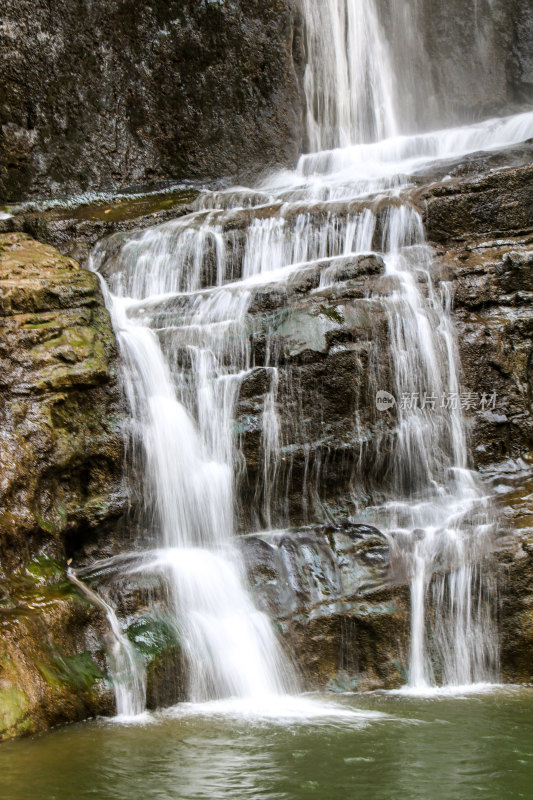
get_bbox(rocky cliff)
[420,158,533,684]
[1,0,532,204]
[0,233,125,739]
[0,0,305,202]
[0,0,532,741]
[3,144,532,708]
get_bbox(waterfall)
[367,206,499,688]
[104,288,294,703]
[302,0,399,149]
[88,2,533,707]
[67,569,146,716]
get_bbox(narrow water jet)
[67,569,146,717]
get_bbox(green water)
[1,688,532,800]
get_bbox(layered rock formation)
[4,144,531,713]
[0,0,531,737]
[241,524,409,691]
[418,160,533,683]
[0,233,125,738]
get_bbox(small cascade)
[67,569,146,717]
[362,205,499,688]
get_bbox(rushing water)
[102,287,294,707]
[2,689,533,800]
[302,0,398,149]
[83,0,533,712]
[67,569,147,717]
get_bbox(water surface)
[2,688,532,800]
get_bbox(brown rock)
[0,233,126,739]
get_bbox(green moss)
[36,651,103,690]
[0,687,33,740]
[126,613,180,662]
[34,514,58,535]
[320,304,345,324]
[26,555,64,583]
[35,327,94,351]
[0,556,80,625]
[32,188,201,224]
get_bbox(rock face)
[0,0,305,202]
[0,233,126,739]
[411,0,532,118]
[80,150,532,699]
[0,186,201,269]
[375,0,533,133]
[2,148,532,731]
[1,0,532,203]
[416,161,533,684]
[241,524,409,691]
[453,239,533,683]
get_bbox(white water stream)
[89,1,533,711]
[67,569,146,717]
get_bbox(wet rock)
[126,613,185,711]
[237,270,395,529]
[0,188,200,268]
[0,0,305,202]
[419,159,533,242]
[497,470,533,684]
[411,141,533,186]
[438,240,533,467]
[240,523,409,690]
[0,233,126,558]
[0,233,126,738]
[0,555,113,741]
[230,153,533,686]
[424,159,533,680]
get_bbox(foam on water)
[163,695,387,724]
[388,682,506,699]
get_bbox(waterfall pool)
[2,687,532,800]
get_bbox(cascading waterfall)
[106,288,294,702]
[299,0,506,690]
[364,207,499,688]
[89,1,533,709]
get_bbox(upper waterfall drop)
[302,0,399,150]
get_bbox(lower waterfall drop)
[107,294,295,702]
